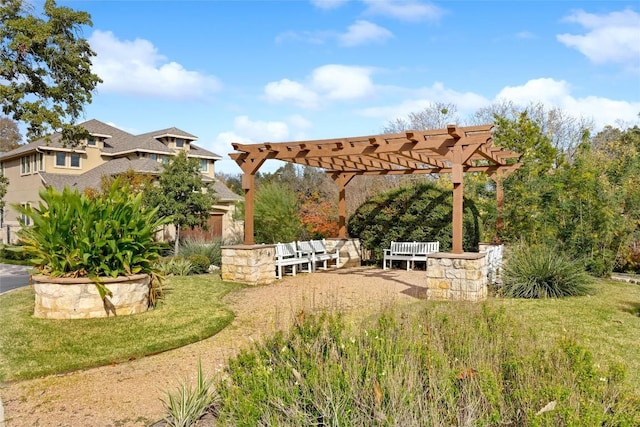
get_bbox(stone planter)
[32,274,151,319]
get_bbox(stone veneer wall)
[324,238,362,268]
[221,244,276,285]
[33,274,150,319]
[425,253,488,302]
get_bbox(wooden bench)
[275,242,312,279]
[297,239,340,271]
[383,241,440,271]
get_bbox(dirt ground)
[0,267,430,427]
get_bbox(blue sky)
[59,0,640,174]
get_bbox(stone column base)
[221,244,276,285]
[425,252,488,302]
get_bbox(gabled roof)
[40,157,163,192]
[0,119,223,160]
[40,157,243,202]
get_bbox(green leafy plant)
[155,257,193,277]
[161,359,218,427]
[179,237,222,266]
[14,180,170,300]
[186,254,210,274]
[501,243,594,298]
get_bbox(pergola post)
[450,145,465,254]
[332,173,355,239]
[242,173,256,245]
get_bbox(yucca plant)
[161,359,217,427]
[501,242,594,298]
[14,180,171,301]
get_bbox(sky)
[54,0,640,174]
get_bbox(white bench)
[297,239,340,271]
[383,241,439,271]
[275,242,312,279]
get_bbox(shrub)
[347,181,481,261]
[179,237,222,266]
[501,243,593,298]
[155,257,193,277]
[214,305,638,425]
[15,181,170,300]
[187,254,210,274]
[161,360,218,427]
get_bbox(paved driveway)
[0,264,31,294]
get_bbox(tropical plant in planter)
[15,180,171,316]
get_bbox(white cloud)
[212,116,314,173]
[338,20,394,46]
[495,78,640,129]
[358,78,639,131]
[312,65,375,100]
[264,79,320,109]
[361,0,445,22]
[89,30,222,100]
[264,65,375,108]
[359,82,489,119]
[557,9,640,69]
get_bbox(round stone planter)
[32,274,151,319]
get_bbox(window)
[55,152,66,167]
[0,161,4,176]
[21,156,31,174]
[175,138,185,148]
[162,156,170,165]
[149,153,158,161]
[20,203,31,226]
[87,137,96,146]
[36,152,44,171]
[200,159,208,172]
[70,153,81,168]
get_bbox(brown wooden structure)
[230,124,521,254]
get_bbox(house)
[0,119,243,243]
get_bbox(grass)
[215,301,639,426]
[0,275,243,382]
[495,278,640,389]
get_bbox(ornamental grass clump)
[501,243,593,298]
[15,180,170,301]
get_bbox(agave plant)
[15,180,171,300]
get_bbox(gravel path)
[0,267,429,427]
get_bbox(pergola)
[230,124,521,254]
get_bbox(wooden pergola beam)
[230,124,521,254]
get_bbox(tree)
[0,173,8,223]
[0,116,22,151]
[0,0,102,144]
[253,181,302,244]
[143,152,217,254]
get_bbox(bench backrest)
[276,242,298,259]
[309,239,328,254]
[296,240,314,255]
[390,241,439,255]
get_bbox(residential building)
[0,119,243,243]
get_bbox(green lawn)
[0,275,243,381]
[0,273,638,395]
[495,278,640,390]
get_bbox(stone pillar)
[425,252,488,302]
[221,244,276,285]
[325,238,361,268]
